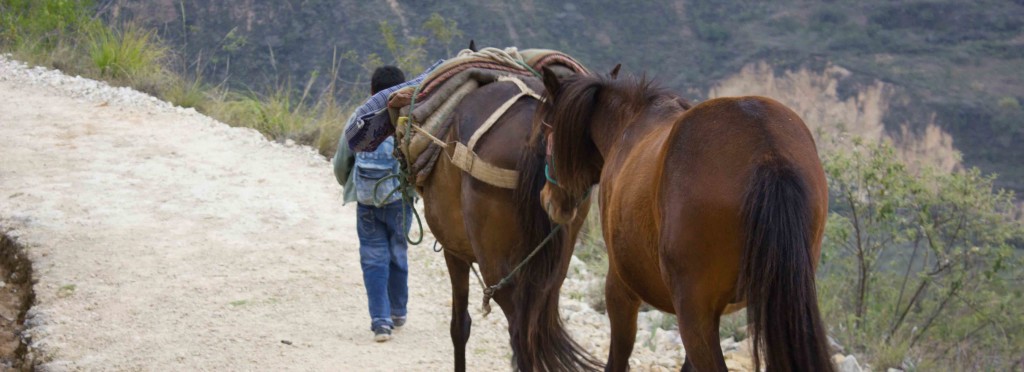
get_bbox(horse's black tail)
[507,129,602,372]
[740,159,834,372]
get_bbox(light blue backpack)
[353,137,402,206]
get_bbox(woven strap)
[467,76,543,149]
[450,143,520,188]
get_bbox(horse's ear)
[541,66,561,97]
[609,63,621,79]
[468,40,477,52]
[676,97,693,110]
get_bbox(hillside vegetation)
[102,0,1024,193]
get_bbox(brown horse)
[414,75,602,371]
[535,67,834,372]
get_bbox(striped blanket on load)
[390,47,588,186]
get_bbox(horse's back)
[660,96,824,202]
[419,81,536,262]
[424,79,545,270]
[456,80,542,171]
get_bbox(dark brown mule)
[535,68,833,372]
[415,75,602,371]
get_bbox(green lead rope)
[372,173,424,245]
[515,60,543,78]
[479,187,593,315]
[480,223,564,315]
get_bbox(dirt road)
[0,59,521,371]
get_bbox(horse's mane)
[537,73,689,198]
[508,77,604,371]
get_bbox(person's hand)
[388,89,413,108]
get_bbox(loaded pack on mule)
[346,44,601,372]
[536,66,835,372]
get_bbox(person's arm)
[332,111,359,186]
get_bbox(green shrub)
[0,0,97,48]
[0,0,100,72]
[819,137,1023,370]
[163,74,209,110]
[87,23,167,81]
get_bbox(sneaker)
[392,316,406,328]
[372,324,392,342]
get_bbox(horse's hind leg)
[604,269,641,372]
[443,251,472,372]
[673,285,728,371]
[680,357,694,372]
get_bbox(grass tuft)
[164,74,209,110]
[87,22,167,81]
[211,86,311,141]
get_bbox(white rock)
[832,353,847,365]
[837,354,862,372]
[658,357,674,368]
[721,337,740,353]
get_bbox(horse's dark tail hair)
[740,158,834,372]
[506,121,602,372]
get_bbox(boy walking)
[333,62,441,342]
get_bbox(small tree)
[422,13,462,56]
[820,137,1023,370]
[823,138,917,328]
[379,20,425,74]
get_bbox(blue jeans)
[357,201,412,329]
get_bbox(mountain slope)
[109,0,1024,192]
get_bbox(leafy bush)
[0,0,97,49]
[0,0,101,72]
[819,137,1023,370]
